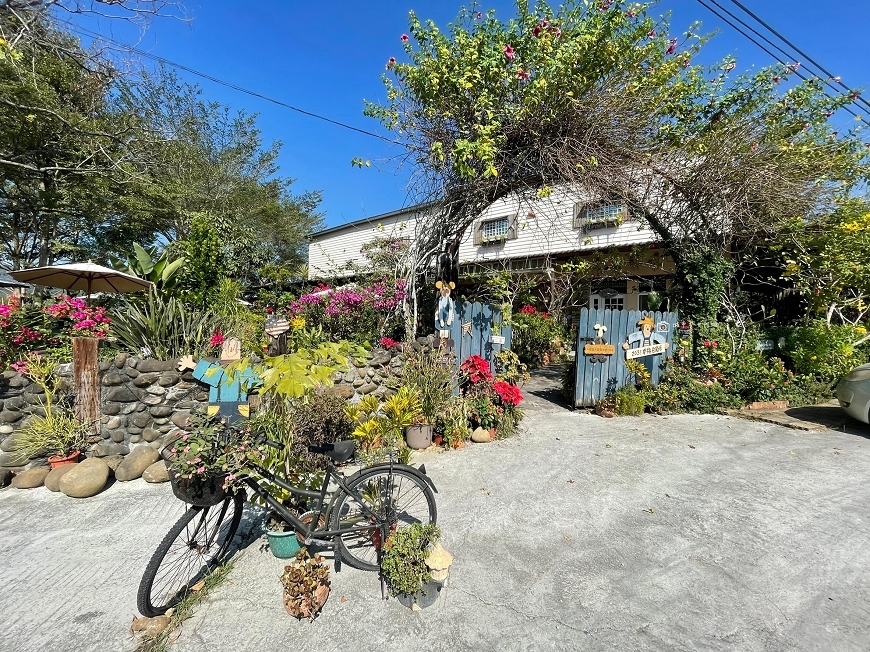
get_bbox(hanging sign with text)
[625,342,669,360]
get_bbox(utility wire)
[694,0,864,120]
[726,0,870,113]
[57,19,406,147]
[709,0,870,114]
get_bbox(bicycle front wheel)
[329,467,437,571]
[137,493,243,617]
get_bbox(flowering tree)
[365,0,870,323]
[776,199,870,327]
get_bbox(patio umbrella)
[9,261,152,298]
[9,262,152,435]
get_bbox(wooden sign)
[584,343,615,356]
[625,342,668,360]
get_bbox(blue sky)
[69,1,870,230]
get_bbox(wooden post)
[73,337,100,433]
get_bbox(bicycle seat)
[308,440,356,464]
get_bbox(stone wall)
[0,343,413,472]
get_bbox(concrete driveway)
[2,388,870,651]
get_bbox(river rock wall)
[0,343,413,473]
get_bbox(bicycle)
[137,436,438,618]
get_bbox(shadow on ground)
[522,363,572,410]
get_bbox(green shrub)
[511,308,568,366]
[110,290,212,359]
[613,386,645,416]
[778,322,870,386]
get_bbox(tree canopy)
[365,0,870,322]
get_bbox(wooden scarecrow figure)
[264,314,290,356]
[622,316,670,352]
[178,336,258,423]
[435,280,456,331]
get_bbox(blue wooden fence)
[573,308,679,407]
[444,301,511,375]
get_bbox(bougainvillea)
[287,278,407,344]
[43,295,111,338]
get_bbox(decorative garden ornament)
[178,337,257,422]
[622,316,669,360]
[434,280,456,351]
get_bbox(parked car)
[835,363,870,424]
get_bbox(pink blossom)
[386,56,397,70]
[504,44,515,61]
[626,9,637,18]
[852,91,861,100]
[648,29,656,38]
[773,76,781,84]
[517,69,530,80]
[197,467,205,474]
[476,11,482,19]
[788,62,801,72]
[666,38,678,55]
[400,33,409,43]
[832,76,841,83]
[533,24,542,37]
[210,328,225,349]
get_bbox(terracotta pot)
[451,439,466,449]
[488,427,497,439]
[48,450,80,469]
[433,434,444,446]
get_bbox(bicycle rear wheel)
[137,493,243,617]
[329,467,436,571]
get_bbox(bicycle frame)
[241,437,393,547]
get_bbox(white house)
[307,188,675,312]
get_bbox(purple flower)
[533,24,542,37]
[400,34,409,43]
[666,38,678,55]
[648,29,656,38]
[476,11,482,19]
[788,62,801,72]
[517,69,530,80]
[386,56,396,70]
[504,44,515,61]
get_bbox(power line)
[726,0,870,113]
[694,0,864,120]
[710,0,870,114]
[57,19,406,148]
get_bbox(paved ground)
[2,373,870,651]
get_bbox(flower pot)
[432,434,444,446]
[48,450,80,469]
[488,427,497,439]
[397,579,443,609]
[168,469,228,507]
[405,424,433,450]
[267,529,302,559]
[451,439,465,450]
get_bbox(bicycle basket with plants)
[164,412,266,505]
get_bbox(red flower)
[504,44,515,61]
[380,337,401,350]
[666,38,678,55]
[400,34,409,43]
[493,380,523,406]
[210,328,225,349]
[520,304,536,314]
[460,355,493,384]
[517,69,530,80]
[386,57,397,70]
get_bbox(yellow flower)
[857,326,867,334]
[290,316,306,329]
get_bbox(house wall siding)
[307,188,659,279]
[308,209,419,278]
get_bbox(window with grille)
[482,218,509,240]
[574,203,626,231]
[474,214,519,245]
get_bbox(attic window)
[574,203,626,231]
[474,214,519,245]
